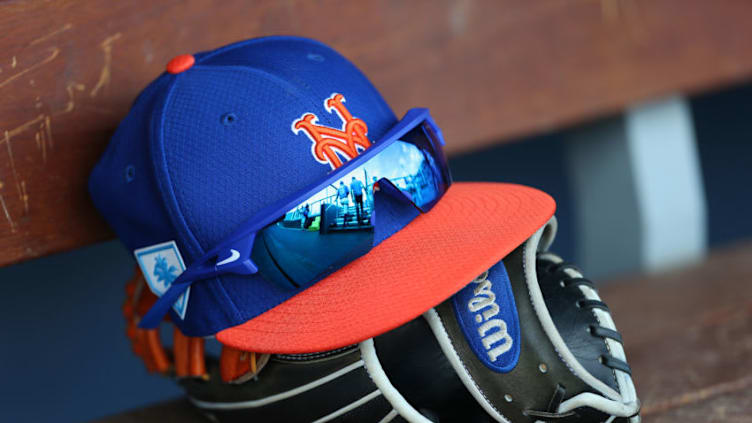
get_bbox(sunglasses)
[139,108,451,328]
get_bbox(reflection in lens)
[376,140,441,209]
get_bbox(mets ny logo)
[134,240,190,319]
[452,263,521,373]
[292,93,372,170]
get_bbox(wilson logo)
[292,93,372,170]
[467,271,513,362]
[452,263,520,373]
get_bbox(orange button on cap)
[166,54,195,74]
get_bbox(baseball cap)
[89,36,555,353]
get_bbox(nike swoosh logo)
[217,249,240,266]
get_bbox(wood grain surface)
[97,242,752,422]
[606,241,752,422]
[3,0,752,266]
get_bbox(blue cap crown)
[90,36,397,335]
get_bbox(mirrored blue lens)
[253,123,446,289]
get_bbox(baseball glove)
[124,217,640,422]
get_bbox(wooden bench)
[3,0,752,420]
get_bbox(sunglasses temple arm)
[138,271,195,328]
[138,233,259,328]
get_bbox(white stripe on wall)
[626,95,707,271]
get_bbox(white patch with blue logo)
[134,241,190,320]
[451,262,521,373]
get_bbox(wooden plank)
[96,242,752,421]
[604,241,752,421]
[3,0,752,266]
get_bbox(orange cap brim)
[216,182,555,353]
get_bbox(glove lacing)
[542,259,632,376]
[523,254,633,421]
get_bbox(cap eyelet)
[306,53,324,62]
[221,113,238,126]
[124,165,136,183]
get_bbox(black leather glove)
[162,217,639,422]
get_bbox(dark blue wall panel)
[692,82,752,247]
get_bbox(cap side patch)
[451,261,521,373]
[134,241,190,320]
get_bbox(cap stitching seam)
[152,73,244,325]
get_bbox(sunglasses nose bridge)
[376,178,417,207]
[371,184,421,245]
